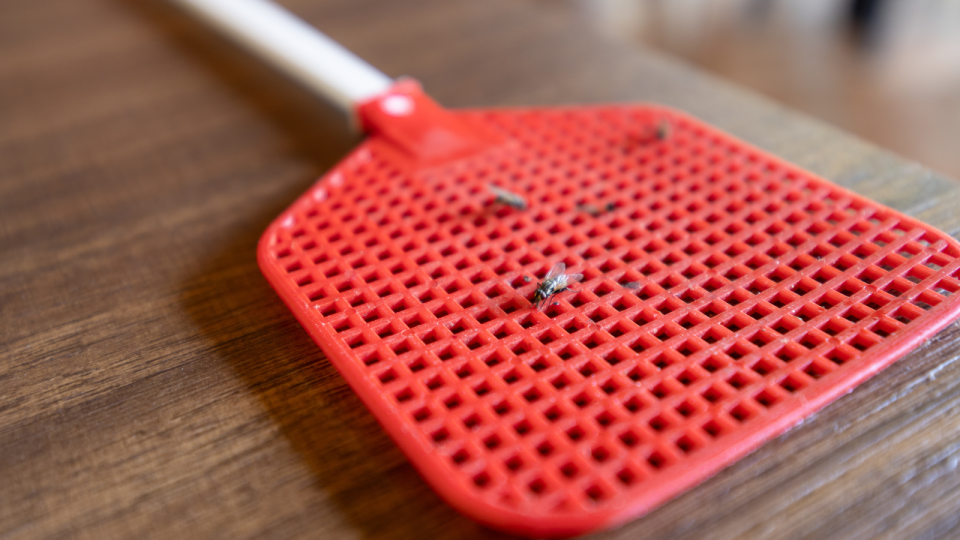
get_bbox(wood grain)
[2,0,960,539]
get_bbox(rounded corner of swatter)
[412,468,652,538]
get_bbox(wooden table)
[4,1,960,538]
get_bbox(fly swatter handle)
[168,0,394,113]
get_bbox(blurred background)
[576,0,960,180]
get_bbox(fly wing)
[554,272,583,290]
[488,184,510,199]
[545,262,566,280]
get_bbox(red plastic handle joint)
[357,80,502,164]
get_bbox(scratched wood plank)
[2,0,960,539]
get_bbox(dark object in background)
[849,0,888,41]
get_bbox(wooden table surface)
[4,1,960,539]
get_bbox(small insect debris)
[656,119,672,141]
[577,201,617,216]
[523,275,532,283]
[488,184,527,210]
[622,281,641,291]
[577,203,603,216]
[532,262,583,311]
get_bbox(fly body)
[489,184,528,210]
[532,262,582,311]
[656,119,672,140]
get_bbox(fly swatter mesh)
[261,106,960,525]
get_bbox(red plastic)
[257,83,960,538]
[356,79,501,164]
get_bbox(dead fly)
[532,262,582,311]
[656,119,672,141]
[489,184,527,210]
[632,119,672,145]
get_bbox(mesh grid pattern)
[259,105,960,535]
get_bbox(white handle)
[168,0,394,112]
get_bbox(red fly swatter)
[173,0,960,536]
